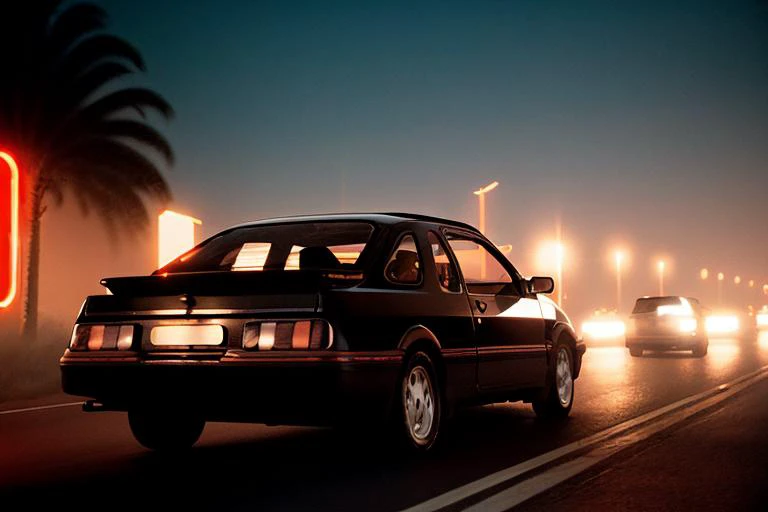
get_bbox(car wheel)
[629,346,643,357]
[128,408,205,451]
[399,351,442,451]
[533,343,574,419]
[692,342,708,357]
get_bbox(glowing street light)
[158,210,202,268]
[536,240,565,307]
[717,272,725,305]
[473,181,499,236]
[556,242,564,307]
[734,276,741,285]
[748,280,755,288]
[0,151,19,309]
[614,250,624,312]
[473,181,498,280]
[657,260,666,296]
[700,268,709,280]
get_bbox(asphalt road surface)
[2,333,767,511]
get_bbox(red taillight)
[70,324,136,351]
[242,320,332,351]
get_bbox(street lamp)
[657,260,666,296]
[473,181,498,280]
[556,242,565,307]
[718,272,725,305]
[614,250,624,312]
[734,276,741,285]
[700,268,709,280]
[473,181,499,236]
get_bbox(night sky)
[45,0,767,319]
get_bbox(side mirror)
[528,276,554,295]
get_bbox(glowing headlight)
[757,314,768,329]
[69,324,135,351]
[705,315,740,335]
[678,318,698,333]
[582,320,626,339]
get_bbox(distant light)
[158,210,202,268]
[658,260,665,272]
[748,280,755,288]
[700,268,709,280]
[734,276,741,285]
[473,181,499,196]
[615,250,624,267]
[718,272,725,282]
[0,152,19,309]
[705,315,740,335]
[582,320,626,339]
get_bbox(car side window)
[427,231,461,292]
[445,235,513,284]
[384,234,422,285]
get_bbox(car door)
[444,230,547,390]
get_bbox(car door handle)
[475,299,487,313]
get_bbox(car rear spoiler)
[100,269,365,297]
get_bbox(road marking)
[402,364,768,512]
[0,401,81,416]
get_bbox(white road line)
[402,364,768,512]
[0,401,82,416]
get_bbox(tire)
[692,342,708,357]
[532,343,574,420]
[629,346,643,357]
[398,351,442,451]
[128,408,205,452]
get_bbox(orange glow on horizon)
[0,151,19,309]
[158,210,201,268]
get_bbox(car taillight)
[69,324,135,351]
[242,320,332,350]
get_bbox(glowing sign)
[0,152,19,309]
[158,210,201,268]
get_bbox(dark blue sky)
[92,0,767,313]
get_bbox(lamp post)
[657,260,666,296]
[473,181,498,280]
[473,181,499,236]
[717,272,725,305]
[556,242,565,307]
[615,250,624,312]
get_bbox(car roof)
[227,212,481,233]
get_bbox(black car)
[61,213,585,451]
[625,296,708,357]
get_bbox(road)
[2,333,768,511]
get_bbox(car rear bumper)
[60,350,402,425]
[625,335,706,351]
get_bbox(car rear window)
[157,222,374,274]
[632,297,681,314]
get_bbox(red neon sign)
[0,151,19,308]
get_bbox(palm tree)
[0,1,174,337]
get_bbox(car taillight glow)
[242,320,331,350]
[70,324,135,351]
[678,318,698,334]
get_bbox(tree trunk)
[22,180,44,341]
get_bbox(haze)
[37,0,768,324]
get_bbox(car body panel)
[61,213,584,426]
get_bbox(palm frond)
[78,87,174,120]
